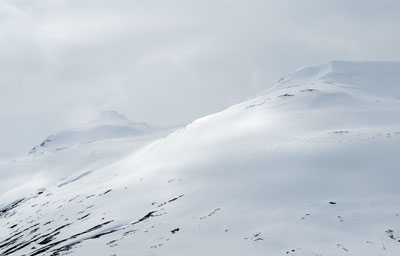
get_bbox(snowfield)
[1,61,400,256]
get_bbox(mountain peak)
[29,111,158,153]
[91,110,131,126]
[273,60,400,97]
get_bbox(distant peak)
[29,110,160,153]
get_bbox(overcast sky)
[1,0,400,153]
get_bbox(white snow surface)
[1,61,400,256]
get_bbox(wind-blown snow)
[1,61,400,256]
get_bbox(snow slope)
[1,61,400,256]
[0,111,174,211]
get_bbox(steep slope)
[1,61,400,256]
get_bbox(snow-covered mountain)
[1,61,400,256]
[29,111,161,153]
